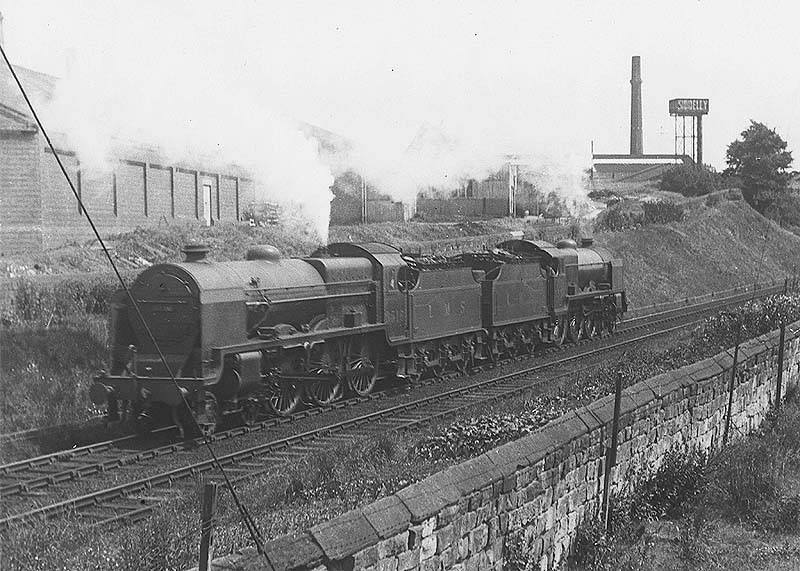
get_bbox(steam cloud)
[41,42,334,243]
[35,6,594,240]
[336,121,592,217]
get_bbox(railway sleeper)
[270,451,307,460]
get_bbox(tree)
[725,121,793,216]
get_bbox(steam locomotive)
[90,238,626,435]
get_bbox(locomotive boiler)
[90,238,626,435]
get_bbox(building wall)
[416,198,509,221]
[175,168,198,221]
[0,131,42,254]
[147,165,173,221]
[205,320,800,571]
[3,138,252,251]
[40,147,90,248]
[330,196,406,225]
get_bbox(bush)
[776,192,800,229]
[641,200,685,224]
[659,164,722,197]
[695,293,800,349]
[0,317,108,433]
[595,199,684,231]
[594,203,642,232]
[623,447,708,523]
[2,273,125,326]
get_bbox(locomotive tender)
[90,238,626,435]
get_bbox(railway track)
[0,281,785,529]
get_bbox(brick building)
[0,62,255,255]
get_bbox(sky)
[1,1,799,200]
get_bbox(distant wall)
[0,134,254,254]
[330,197,406,225]
[206,320,800,571]
[0,131,42,253]
[416,198,509,221]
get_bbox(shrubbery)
[568,392,800,570]
[642,200,685,224]
[595,199,683,232]
[659,164,722,197]
[2,273,126,326]
[567,447,708,570]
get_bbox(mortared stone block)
[310,509,379,561]
[587,395,616,425]
[230,551,277,571]
[362,495,412,539]
[260,534,321,571]
[576,406,604,431]
[396,479,461,524]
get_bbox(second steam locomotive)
[91,238,626,435]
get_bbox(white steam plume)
[331,120,592,218]
[40,36,333,243]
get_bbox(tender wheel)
[582,313,598,339]
[451,345,468,375]
[567,311,583,342]
[517,326,536,355]
[461,337,476,372]
[427,359,444,379]
[551,316,566,347]
[196,392,220,436]
[505,331,519,358]
[268,379,302,416]
[347,336,378,397]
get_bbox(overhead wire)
[0,43,266,557]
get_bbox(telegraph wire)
[0,44,266,556]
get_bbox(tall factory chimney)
[630,55,643,156]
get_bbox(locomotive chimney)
[630,55,643,156]
[182,244,210,262]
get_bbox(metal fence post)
[603,371,623,531]
[199,481,219,571]
[776,323,786,412]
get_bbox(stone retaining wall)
[201,321,800,571]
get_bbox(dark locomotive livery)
[90,238,626,434]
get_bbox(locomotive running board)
[211,323,388,361]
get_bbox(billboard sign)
[669,98,709,116]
